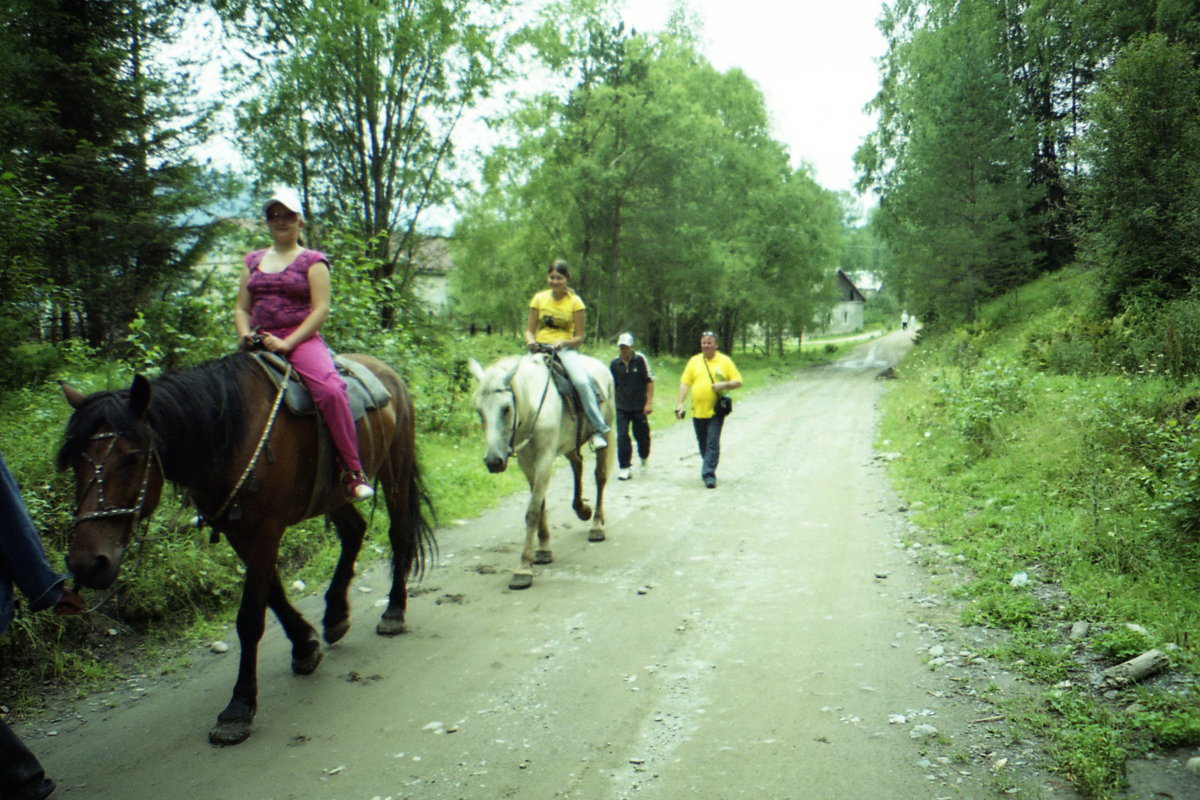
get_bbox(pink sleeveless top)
[245,248,329,332]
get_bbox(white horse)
[469,351,614,589]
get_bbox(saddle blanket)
[251,351,392,420]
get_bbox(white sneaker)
[617,468,632,480]
[591,433,608,449]
[640,456,649,469]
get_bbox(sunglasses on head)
[701,331,716,338]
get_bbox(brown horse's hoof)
[534,548,553,564]
[376,617,407,636]
[209,719,252,746]
[324,618,351,644]
[574,505,594,522]
[292,642,323,675]
[508,572,533,590]
[587,529,606,542]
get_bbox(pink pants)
[272,330,363,473]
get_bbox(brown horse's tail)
[400,455,438,580]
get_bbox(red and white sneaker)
[343,471,375,501]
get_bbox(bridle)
[71,431,161,533]
[498,352,554,457]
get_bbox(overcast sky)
[622,0,887,202]
[189,1,889,215]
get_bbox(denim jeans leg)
[701,414,724,480]
[615,409,634,469]
[0,718,52,800]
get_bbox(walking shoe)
[640,456,649,469]
[704,476,716,489]
[591,433,608,449]
[617,468,632,481]
[344,471,375,501]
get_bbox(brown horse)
[57,351,435,746]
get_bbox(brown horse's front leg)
[324,505,367,643]
[209,570,271,746]
[567,450,593,521]
[267,573,322,672]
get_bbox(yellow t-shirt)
[529,289,585,344]
[680,352,742,419]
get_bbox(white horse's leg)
[589,396,614,542]
[512,454,553,590]
[566,450,592,521]
[589,434,611,542]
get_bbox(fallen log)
[1101,649,1169,688]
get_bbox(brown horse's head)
[58,375,165,589]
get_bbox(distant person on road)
[610,332,655,481]
[901,311,909,331]
[525,259,611,450]
[675,331,742,489]
[1,450,84,800]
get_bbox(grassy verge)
[879,270,1200,798]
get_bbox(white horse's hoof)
[509,572,533,590]
[588,529,606,542]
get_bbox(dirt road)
[25,331,1040,799]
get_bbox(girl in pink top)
[233,188,373,501]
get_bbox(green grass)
[879,268,1200,798]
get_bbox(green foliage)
[227,0,514,315]
[1129,686,1200,748]
[1092,626,1153,663]
[1042,690,1128,797]
[452,9,842,354]
[1077,34,1200,316]
[0,0,223,351]
[882,267,1200,798]
[931,356,1030,452]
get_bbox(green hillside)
[881,268,1200,797]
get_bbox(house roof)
[836,270,868,302]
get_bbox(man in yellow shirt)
[674,331,742,488]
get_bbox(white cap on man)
[617,332,634,347]
[263,186,303,215]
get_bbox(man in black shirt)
[609,333,655,480]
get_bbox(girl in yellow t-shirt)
[524,259,610,449]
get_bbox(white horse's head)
[469,356,524,473]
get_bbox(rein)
[207,360,292,527]
[509,351,555,455]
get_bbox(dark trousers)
[692,415,725,481]
[615,409,651,469]
[0,717,52,800]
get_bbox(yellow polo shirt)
[681,352,742,419]
[530,289,585,345]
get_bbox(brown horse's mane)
[58,352,257,485]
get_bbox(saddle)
[539,352,603,442]
[250,351,392,419]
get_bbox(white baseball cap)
[263,186,303,215]
[617,332,634,347]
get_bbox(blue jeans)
[615,409,650,469]
[556,348,609,435]
[692,415,725,481]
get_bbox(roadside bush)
[932,357,1029,452]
